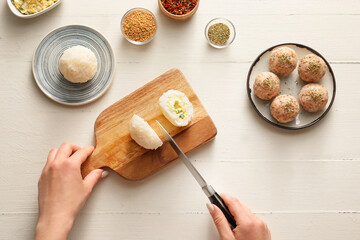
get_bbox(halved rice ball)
[159,90,193,127]
[129,114,162,150]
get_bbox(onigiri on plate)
[59,45,97,83]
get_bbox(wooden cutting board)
[81,68,217,180]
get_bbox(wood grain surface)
[81,68,217,180]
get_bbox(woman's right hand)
[207,194,271,240]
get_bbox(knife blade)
[156,121,237,229]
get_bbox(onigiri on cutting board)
[81,68,217,180]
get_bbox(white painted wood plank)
[1,212,360,240]
[2,159,360,213]
[1,14,360,62]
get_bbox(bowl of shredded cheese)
[7,0,62,18]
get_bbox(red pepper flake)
[161,0,197,15]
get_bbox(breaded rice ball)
[253,72,281,100]
[299,83,328,112]
[269,47,298,76]
[270,95,300,123]
[298,54,327,82]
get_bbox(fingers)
[69,146,95,166]
[207,203,234,240]
[47,148,58,163]
[55,142,81,160]
[83,169,104,194]
[219,193,253,226]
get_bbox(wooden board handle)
[81,148,107,178]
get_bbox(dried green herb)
[309,89,321,101]
[307,60,321,73]
[279,55,289,64]
[284,101,295,113]
[208,23,230,46]
[262,77,273,89]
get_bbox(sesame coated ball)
[270,94,300,123]
[299,83,329,112]
[298,54,327,82]
[269,47,298,76]
[253,72,281,100]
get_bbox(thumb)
[207,203,234,240]
[83,169,104,193]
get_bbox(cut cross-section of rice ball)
[159,90,193,127]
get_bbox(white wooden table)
[1,0,360,239]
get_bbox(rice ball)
[269,47,298,76]
[270,94,300,123]
[253,72,281,100]
[298,54,327,82]
[59,45,97,83]
[299,83,329,112]
[129,114,163,150]
[159,90,193,127]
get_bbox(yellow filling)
[12,0,58,15]
[167,97,187,120]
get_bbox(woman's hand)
[35,142,108,240]
[207,194,271,240]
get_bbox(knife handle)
[209,192,237,230]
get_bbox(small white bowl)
[205,18,236,49]
[7,0,62,18]
[121,8,157,45]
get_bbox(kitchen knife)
[156,121,237,230]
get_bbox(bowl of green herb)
[205,18,236,48]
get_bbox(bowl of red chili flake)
[158,0,199,21]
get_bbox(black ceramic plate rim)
[246,42,336,130]
[32,24,116,106]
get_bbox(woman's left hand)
[35,142,107,240]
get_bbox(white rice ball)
[159,90,193,127]
[59,45,97,83]
[129,114,163,150]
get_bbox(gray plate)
[32,25,115,105]
[247,43,336,130]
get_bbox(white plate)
[7,0,62,18]
[247,43,336,130]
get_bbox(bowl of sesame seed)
[121,8,157,45]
